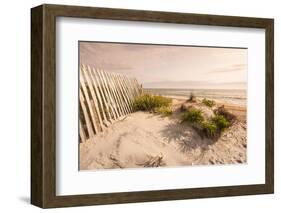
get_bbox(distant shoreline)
[143,88,247,107]
[166,95,247,107]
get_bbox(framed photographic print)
[31,4,274,208]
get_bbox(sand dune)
[80,99,247,170]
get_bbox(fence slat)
[134,78,140,96]
[112,73,129,115]
[123,75,135,110]
[82,65,105,132]
[95,68,117,120]
[79,119,87,143]
[110,71,127,116]
[127,76,138,99]
[80,68,100,134]
[123,76,135,104]
[79,88,94,137]
[100,69,120,118]
[116,73,132,113]
[103,70,124,117]
[92,68,113,123]
[87,65,110,126]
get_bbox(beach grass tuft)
[214,105,236,122]
[155,105,173,116]
[181,106,231,139]
[182,108,204,124]
[188,92,196,102]
[201,121,217,138]
[133,94,172,113]
[202,98,216,107]
[211,114,230,131]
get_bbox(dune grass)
[181,105,231,139]
[182,108,204,124]
[202,98,216,107]
[212,114,230,131]
[133,94,172,116]
[188,92,196,102]
[134,94,232,139]
[214,105,237,122]
[201,121,217,138]
[155,105,173,116]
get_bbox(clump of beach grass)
[214,105,237,123]
[181,106,231,139]
[212,114,230,131]
[201,121,217,138]
[187,92,196,102]
[182,108,204,124]
[155,105,173,116]
[133,94,172,115]
[202,98,216,107]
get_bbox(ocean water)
[144,88,247,106]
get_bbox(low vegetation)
[133,94,172,116]
[155,106,173,116]
[202,98,216,107]
[214,105,236,123]
[134,93,234,139]
[201,121,217,138]
[182,108,204,124]
[212,115,230,131]
[187,92,196,102]
[181,104,232,139]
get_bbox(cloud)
[208,64,246,74]
[79,42,247,84]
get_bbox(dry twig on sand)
[109,154,124,168]
[140,153,165,167]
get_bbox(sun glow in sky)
[80,42,247,89]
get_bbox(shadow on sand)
[160,121,217,153]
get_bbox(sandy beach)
[80,98,247,170]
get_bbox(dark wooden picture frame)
[31,4,274,208]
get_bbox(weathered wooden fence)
[79,64,142,143]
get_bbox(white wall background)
[0,0,279,212]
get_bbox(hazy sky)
[79,42,247,89]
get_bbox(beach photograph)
[79,41,247,171]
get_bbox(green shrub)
[202,98,215,107]
[133,94,172,112]
[155,106,173,116]
[201,121,217,138]
[211,115,230,130]
[182,108,204,124]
